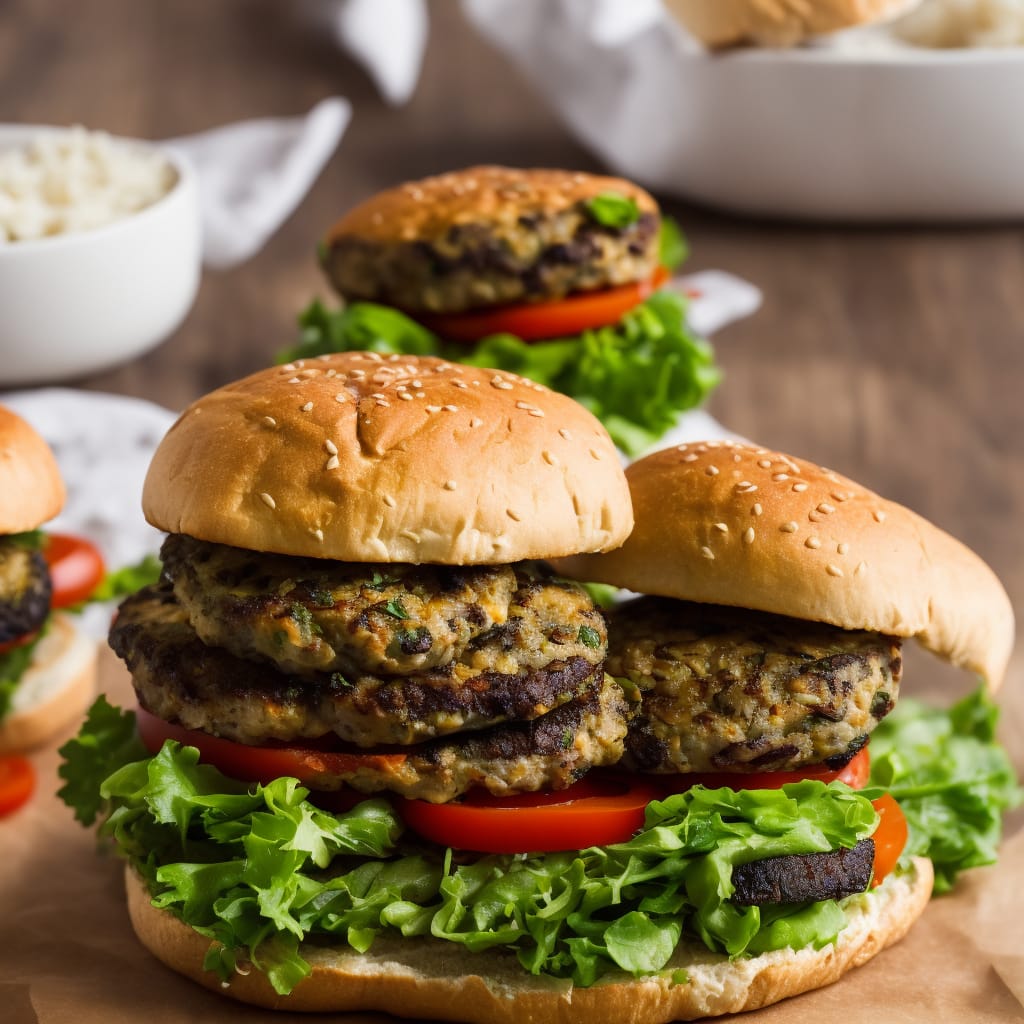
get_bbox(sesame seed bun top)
[0,405,65,533]
[551,441,1014,689]
[326,166,658,246]
[142,353,633,565]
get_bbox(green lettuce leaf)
[88,554,163,603]
[866,686,1021,893]
[584,191,640,229]
[659,217,689,272]
[278,289,719,456]
[59,699,878,997]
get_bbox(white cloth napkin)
[171,97,351,269]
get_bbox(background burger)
[282,165,720,455]
[0,405,100,814]
[58,372,1018,1022]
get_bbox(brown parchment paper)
[2,647,1023,1024]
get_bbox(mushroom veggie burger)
[282,166,720,455]
[57,381,1016,1022]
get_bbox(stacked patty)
[323,166,660,313]
[111,535,629,803]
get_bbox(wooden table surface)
[4,0,1021,719]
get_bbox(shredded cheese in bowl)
[0,125,176,243]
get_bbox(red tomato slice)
[43,533,105,608]
[0,630,38,656]
[399,774,663,854]
[870,793,909,886]
[136,707,407,789]
[650,748,871,796]
[0,755,35,817]
[418,266,670,343]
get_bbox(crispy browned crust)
[327,166,657,246]
[126,858,933,1022]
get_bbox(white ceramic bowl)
[0,126,200,385]
[465,0,1024,221]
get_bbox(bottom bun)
[0,612,97,755]
[126,857,933,1022]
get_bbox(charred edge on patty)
[609,597,902,774]
[731,840,876,906]
[324,207,660,314]
[0,541,52,643]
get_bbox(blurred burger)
[0,405,98,762]
[58,379,1017,1022]
[285,166,720,455]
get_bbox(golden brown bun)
[126,858,932,1021]
[327,166,658,245]
[0,405,65,532]
[143,353,632,563]
[0,613,97,754]
[552,441,1014,689]
[664,0,922,48]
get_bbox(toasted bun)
[0,613,97,755]
[552,441,1014,689]
[0,405,65,532]
[126,858,932,1021]
[143,353,632,563]
[664,0,922,48]
[327,166,657,246]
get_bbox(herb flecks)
[584,191,641,229]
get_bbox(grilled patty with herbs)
[0,535,51,643]
[323,166,660,314]
[112,542,628,801]
[607,597,901,774]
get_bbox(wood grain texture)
[2,0,1020,750]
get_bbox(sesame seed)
[282,363,296,371]
[443,480,457,491]
[301,402,313,412]
[780,521,798,533]
[529,409,545,418]
[259,492,276,510]
[832,492,849,502]
[806,537,821,549]
[792,482,808,493]
[313,529,324,542]
[701,546,715,560]
[855,561,868,576]
[818,503,835,515]
[453,380,467,389]
[590,449,603,461]
[415,392,426,399]
[324,439,338,455]
[677,444,688,451]
[743,527,755,544]
[371,393,386,400]
[543,450,559,466]
[516,401,533,410]
[262,416,277,428]
[443,405,458,412]
[506,509,522,521]
[682,453,699,462]
[772,473,789,482]
[826,564,844,577]
[758,459,772,468]
[426,405,441,413]
[400,530,420,543]
[326,369,337,378]
[837,542,849,555]
[411,380,422,388]
[713,522,729,533]
[383,495,396,508]
[752,503,763,516]
[288,377,301,384]
[737,480,753,489]
[706,466,720,476]
[399,392,413,401]
[873,509,887,523]
[733,453,742,463]
[334,393,347,404]
[470,417,483,428]
[559,428,573,441]
[325,455,340,470]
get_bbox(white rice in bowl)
[0,126,176,243]
[894,0,1024,46]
